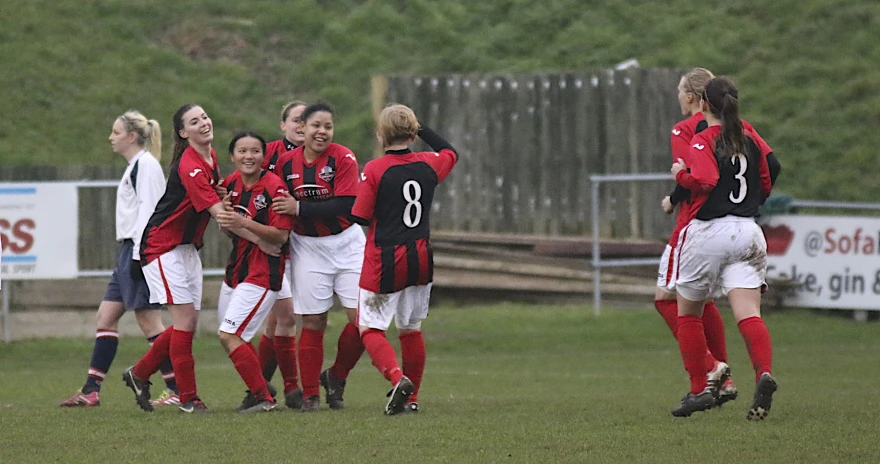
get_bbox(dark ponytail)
[704,77,744,159]
[170,103,199,166]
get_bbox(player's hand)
[671,158,687,176]
[216,210,247,229]
[130,259,145,281]
[272,191,298,216]
[214,179,227,198]
[222,191,233,212]
[257,239,282,257]
[661,196,674,214]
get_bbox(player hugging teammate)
[666,77,780,421]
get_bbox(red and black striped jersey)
[141,146,221,264]
[263,138,297,172]
[676,125,772,221]
[668,115,773,247]
[276,143,359,237]
[352,148,457,293]
[222,170,293,291]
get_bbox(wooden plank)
[625,68,642,239]
[483,76,504,232]
[496,76,516,231]
[430,75,462,232]
[511,74,540,233]
[534,74,553,234]
[431,230,659,246]
[465,75,489,232]
[601,69,630,238]
[370,74,389,159]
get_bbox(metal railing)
[590,173,672,315]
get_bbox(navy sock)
[82,329,119,394]
[148,333,178,394]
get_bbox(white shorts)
[217,282,278,342]
[277,274,292,300]
[675,216,767,301]
[357,284,432,331]
[656,244,678,291]
[143,244,203,310]
[289,226,365,315]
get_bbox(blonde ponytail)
[146,119,162,161]
[120,110,162,161]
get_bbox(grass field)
[1,303,878,463]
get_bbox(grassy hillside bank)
[1,0,877,200]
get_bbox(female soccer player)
[669,77,778,421]
[59,110,178,408]
[655,67,738,404]
[215,131,294,413]
[658,68,781,407]
[252,100,308,407]
[263,101,307,171]
[272,102,366,412]
[121,103,275,413]
[351,104,458,415]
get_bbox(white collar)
[128,149,149,165]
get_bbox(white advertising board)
[763,214,880,310]
[0,183,79,280]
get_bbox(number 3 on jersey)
[402,180,422,228]
[729,154,747,204]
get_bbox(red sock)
[738,316,773,380]
[399,331,425,402]
[677,316,709,394]
[258,333,277,379]
[361,329,402,385]
[169,329,197,403]
[273,335,299,394]
[230,344,271,401]
[654,300,679,338]
[702,301,728,363]
[298,328,324,397]
[330,323,365,381]
[247,341,258,357]
[133,326,172,380]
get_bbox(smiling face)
[231,136,265,178]
[281,104,306,146]
[108,117,136,154]
[303,110,334,154]
[178,106,213,146]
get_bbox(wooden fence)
[2,68,687,270]
[380,68,685,239]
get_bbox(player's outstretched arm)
[298,196,356,219]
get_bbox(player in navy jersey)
[272,102,367,411]
[214,131,295,413]
[59,110,179,408]
[253,100,308,406]
[351,104,458,415]
[121,104,279,413]
[668,77,778,421]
